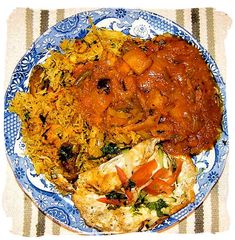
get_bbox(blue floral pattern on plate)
[4,8,228,234]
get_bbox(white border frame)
[1,1,234,240]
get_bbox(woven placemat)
[3,7,231,236]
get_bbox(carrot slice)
[152,159,183,185]
[152,168,175,185]
[130,160,158,187]
[115,165,128,185]
[97,197,122,206]
[152,168,172,179]
[144,177,174,195]
[115,165,134,202]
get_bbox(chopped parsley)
[89,143,131,160]
[145,199,168,217]
[131,191,169,217]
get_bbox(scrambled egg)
[72,139,197,233]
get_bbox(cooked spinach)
[105,190,127,201]
[125,179,136,190]
[58,144,74,161]
[101,143,120,155]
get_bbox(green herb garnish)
[132,191,169,217]
[101,143,120,155]
[89,143,131,160]
[145,199,169,217]
[105,190,127,201]
[125,179,136,190]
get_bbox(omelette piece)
[72,139,197,233]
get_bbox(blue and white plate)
[4,8,228,234]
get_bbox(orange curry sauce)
[73,35,222,156]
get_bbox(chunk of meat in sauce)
[75,35,222,156]
[136,35,222,155]
[76,57,143,128]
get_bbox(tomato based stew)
[74,34,222,156]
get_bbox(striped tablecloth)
[3,7,231,236]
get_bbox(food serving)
[73,138,197,232]
[9,22,223,232]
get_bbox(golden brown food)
[72,139,197,233]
